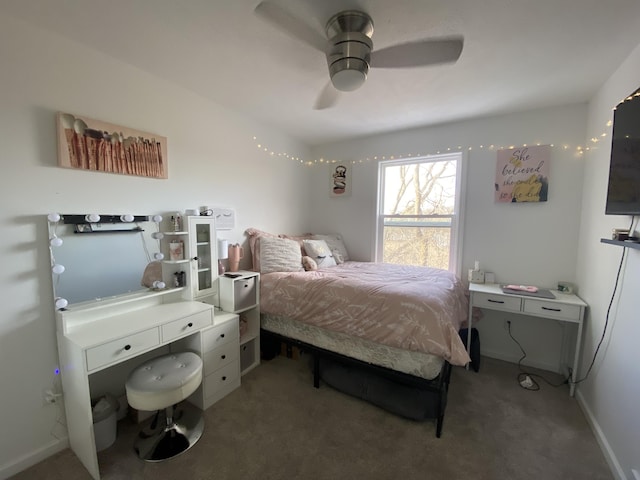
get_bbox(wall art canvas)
[330,163,351,197]
[56,112,168,179]
[495,145,550,203]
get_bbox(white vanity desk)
[56,288,214,480]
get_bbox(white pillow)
[312,234,349,263]
[302,239,337,268]
[259,236,304,274]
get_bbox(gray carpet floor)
[12,355,612,480]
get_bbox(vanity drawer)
[86,328,160,372]
[203,360,240,398]
[472,292,522,312]
[202,318,239,351]
[203,341,239,373]
[162,310,213,342]
[523,299,582,322]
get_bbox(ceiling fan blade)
[254,1,327,52]
[314,82,341,110]
[370,37,464,68]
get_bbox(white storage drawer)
[202,319,239,351]
[203,341,239,373]
[162,310,212,342]
[523,299,582,322]
[86,328,160,372]
[234,277,257,311]
[472,292,522,312]
[203,360,240,398]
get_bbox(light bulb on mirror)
[120,214,134,223]
[49,236,63,247]
[85,213,100,223]
[154,252,164,260]
[47,213,61,223]
[52,264,65,275]
[54,297,68,310]
[151,232,164,240]
[152,215,163,223]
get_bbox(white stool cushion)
[126,352,203,412]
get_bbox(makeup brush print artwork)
[495,145,550,203]
[56,112,168,179]
[330,163,351,197]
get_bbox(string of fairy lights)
[251,97,636,167]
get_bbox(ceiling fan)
[254,2,464,109]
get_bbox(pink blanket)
[260,262,471,366]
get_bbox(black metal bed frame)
[261,328,452,438]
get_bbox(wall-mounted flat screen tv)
[605,87,640,215]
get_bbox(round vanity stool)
[125,352,204,462]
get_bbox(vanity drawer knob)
[222,376,227,381]
[124,344,131,351]
[220,333,225,338]
[221,354,226,359]
[187,322,193,328]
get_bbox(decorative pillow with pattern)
[311,234,349,263]
[302,239,337,268]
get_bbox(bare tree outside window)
[377,154,462,271]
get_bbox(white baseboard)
[481,349,561,374]
[0,437,69,480]
[575,389,625,480]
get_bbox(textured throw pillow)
[302,239,337,268]
[280,233,313,256]
[312,234,349,263]
[259,236,304,274]
[245,228,278,272]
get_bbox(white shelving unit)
[219,271,260,375]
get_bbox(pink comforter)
[260,262,471,366]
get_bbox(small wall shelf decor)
[601,238,640,250]
[56,112,168,179]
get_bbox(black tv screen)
[605,87,640,215]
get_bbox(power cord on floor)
[506,320,570,391]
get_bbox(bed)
[246,229,470,436]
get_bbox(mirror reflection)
[48,215,162,305]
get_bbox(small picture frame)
[75,224,93,233]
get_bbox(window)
[376,153,464,273]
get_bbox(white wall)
[309,104,587,372]
[575,43,640,480]
[0,14,310,477]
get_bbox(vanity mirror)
[47,213,165,306]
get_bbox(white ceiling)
[3,0,640,146]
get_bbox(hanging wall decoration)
[495,145,550,203]
[56,112,168,179]
[330,163,351,197]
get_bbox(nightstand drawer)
[202,319,239,351]
[162,310,213,342]
[203,341,239,373]
[523,299,582,322]
[86,328,160,372]
[472,292,522,312]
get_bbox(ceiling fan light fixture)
[329,58,368,91]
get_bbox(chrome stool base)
[134,403,204,462]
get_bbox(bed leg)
[313,354,320,389]
[436,415,444,438]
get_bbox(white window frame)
[375,152,466,276]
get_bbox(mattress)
[261,313,445,380]
[259,262,471,367]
